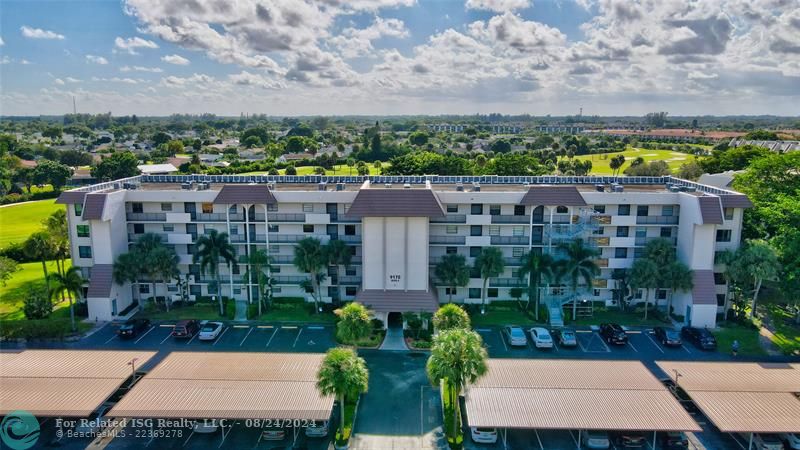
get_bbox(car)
[529,327,553,348]
[74,403,113,434]
[470,427,498,444]
[612,431,646,449]
[551,328,577,347]
[502,326,528,347]
[581,430,610,449]
[261,426,286,441]
[738,433,785,450]
[172,319,199,339]
[780,433,800,449]
[653,327,682,347]
[658,431,688,449]
[599,323,628,345]
[117,318,151,339]
[192,420,219,434]
[198,321,224,341]
[681,326,717,350]
[304,421,329,437]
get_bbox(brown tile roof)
[55,190,87,204]
[87,264,113,298]
[82,193,107,220]
[520,186,587,206]
[345,189,445,218]
[213,184,276,205]
[719,194,754,209]
[697,196,723,225]
[691,270,716,305]
[356,289,439,313]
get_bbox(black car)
[653,327,682,347]
[600,323,628,345]
[658,431,689,449]
[611,431,646,449]
[117,318,151,339]
[681,326,717,350]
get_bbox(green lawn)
[766,304,800,355]
[572,307,671,327]
[239,163,388,176]
[137,302,225,320]
[0,260,72,320]
[575,147,699,175]
[713,324,766,356]
[0,199,61,248]
[470,304,543,327]
[255,306,337,323]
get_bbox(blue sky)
[1,0,798,116]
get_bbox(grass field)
[240,163,388,176]
[575,147,700,175]
[0,199,61,248]
[0,260,71,320]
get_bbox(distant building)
[595,129,745,142]
[536,125,585,134]
[697,170,743,189]
[278,152,315,163]
[137,163,178,175]
[728,138,800,152]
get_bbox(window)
[514,205,525,216]
[232,264,240,275]
[635,227,646,238]
[273,286,282,294]
[593,289,601,297]
[511,269,520,278]
[444,287,457,296]
[487,288,498,298]
[303,224,314,233]
[346,267,356,276]
[471,204,483,215]
[489,205,501,215]
[618,204,630,216]
[446,204,458,213]
[78,246,92,258]
[133,223,144,234]
[488,226,500,236]
[74,203,83,216]
[616,226,629,237]
[593,227,604,235]
[724,208,734,220]
[161,224,174,233]
[716,229,732,242]
[187,244,195,254]
[139,284,150,294]
[470,247,481,257]
[662,205,674,217]
[446,247,457,254]
[269,245,280,253]
[201,203,213,213]
[615,248,628,258]
[714,272,726,285]
[345,225,356,235]
[717,294,726,306]
[446,225,458,234]
[512,247,524,258]
[268,224,279,233]
[470,266,481,278]
[161,203,172,212]
[233,288,242,295]
[657,289,667,300]
[556,206,568,214]
[634,248,644,258]
[468,288,481,298]
[594,205,606,214]
[132,202,143,213]
[660,227,672,238]
[76,225,90,238]
[303,204,314,212]
[229,227,239,235]
[271,266,281,273]
[189,285,201,296]
[346,286,357,296]
[470,225,482,236]
[637,205,649,217]
[267,204,278,212]
[512,226,524,237]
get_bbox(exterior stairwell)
[543,292,578,328]
[549,305,564,327]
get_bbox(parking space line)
[239,327,255,346]
[182,430,195,447]
[232,325,249,328]
[533,429,544,450]
[282,325,298,329]
[160,331,173,344]
[292,327,304,348]
[598,334,611,352]
[212,326,230,346]
[265,327,278,348]
[103,333,118,344]
[627,339,639,352]
[568,429,579,448]
[552,341,559,353]
[186,331,199,345]
[257,325,273,329]
[728,433,747,450]
[307,326,324,330]
[134,326,156,344]
[159,324,173,327]
[682,344,692,354]
[644,332,665,354]
[500,331,508,351]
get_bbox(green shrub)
[0,319,87,340]
[370,318,384,330]
[247,303,259,320]
[23,286,52,319]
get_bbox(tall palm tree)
[135,233,169,303]
[664,261,693,318]
[151,246,179,311]
[474,247,505,314]
[335,302,371,348]
[629,258,660,320]
[43,209,69,278]
[426,328,488,447]
[24,231,54,302]
[245,249,272,316]
[194,229,237,316]
[294,237,327,313]
[434,254,470,303]
[316,348,369,445]
[325,239,353,303]
[49,266,84,331]
[432,303,471,332]
[518,251,556,319]
[113,251,142,306]
[556,238,600,320]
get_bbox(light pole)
[673,369,682,388]
[127,357,139,388]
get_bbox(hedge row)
[0,318,87,341]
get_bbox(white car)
[581,430,610,449]
[305,421,329,437]
[198,321,224,341]
[529,327,554,349]
[781,433,800,449]
[470,427,498,444]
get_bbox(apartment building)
[56,174,751,328]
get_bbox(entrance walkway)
[380,326,409,350]
[234,299,247,321]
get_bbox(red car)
[172,320,199,339]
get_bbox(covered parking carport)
[658,361,800,450]
[464,359,701,449]
[108,352,335,448]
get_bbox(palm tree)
[729,240,780,319]
[134,233,169,303]
[474,247,504,314]
[245,249,272,316]
[113,251,142,306]
[629,258,660,320]
[335,302,371,347]
[434,254,470,303]
[644,238,675,267]
[151,246,179,311]
[43,210,69,278]
[426,328,488,447]
[24,231,54,302]
[294,237,327,313]
[194,229,237,316]
[518,251,556,319]
[316,348,369,445]
[432,303,471,332]
[325,239,353,303]
[664,261,693,318]
[556,238,600,320]
[49,266,84,331]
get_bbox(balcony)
[251,213,266,221]
[229,213,245,222]
[592,278,608,289]
[268,213,306,222]
[596,258,609,268]
[634,236,677,246]
[338,235,362,244]
[590,236,610,246]
[431,215,467,224]
[251,234,267,243]
[552,214,571,224]
[504,257,523,266]
[491,215,529,224]
[273,275,308,285]
[269,255,294,265]
[430,235,466,245]
[128,232,168,242]
[490,235,528,245]
[338,276,362,285]
[268,234,311,243]
[126,212,166,222]
[196,213,227,222]
[636,216,679,225]
[593,215,612,225]
[489,277,525,288]
[229,234,247,243]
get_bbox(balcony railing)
[338,276,362,285]
[593,215,612,225]
[268,234,311,243]
[250,213,266,221]
[590,236,611,246]
[268,213,306,222]
[229,234,247,243]
[490,235,528,245]
[636,216,679,225]
[634,236,677,246]
[431,215,467,224]
[196,213,227,222]
[552,214,571,224]
[430,235,466,245]
[338,235,362,243]
[273,275,308,285]
[491,215,529,224]
[504,257,523,266]
[489,277,525,287]
[128,233,169,242]
[596,258,609,268]
[126,212,166,221]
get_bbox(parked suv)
[600,323,628,345]
[612,431,646,449]
[681,326,717,350]
[658,431,688,449]
[117,318,151,339]
[172,320,199,339]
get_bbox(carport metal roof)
[0,350,156,417]
[464,359,701,432]
[108,352,334,420]
[657,361,800,433]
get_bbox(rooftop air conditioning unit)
[403,183,411,189]
[472,184,481,192]
[613,185,624,193]
[456,183,464,192]
[685,186,697,192]
[336,183,345,191]
[181,182,193,190]
[318,182,327,191]
[595,184,605,192]
[384,183,392,188]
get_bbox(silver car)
[502,326,528,347]
[582,430,610,449]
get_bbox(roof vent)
[336,183,345,191]
[123,182,139,190]
[595,184,604,192]
[268,182,275,189]
[613,185,624,193]
[669,186,681,193]
[472,183,481,192]
[196,182,210,191]
[181,182,193,190]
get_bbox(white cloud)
[19,59,31,65]
[114,36,159,54]
[86,55,109,65]
[161,54,190,65]
[120,65,163,73]
[331,17,410,58]
[65,77,82,83]
[159,73,215,88]
[0,56,11,64]
[0,37,4,46]
[54,78,65,85]
[465,0,531,13]
[92,76,144,84]
[20,26,65,40]
[228,71,286,89]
